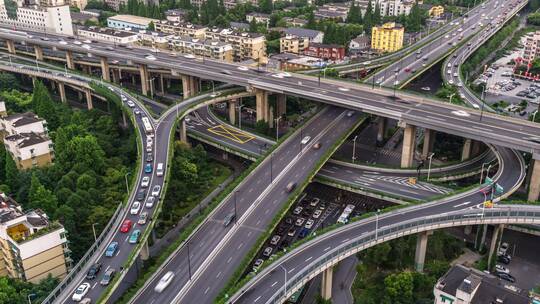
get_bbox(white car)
[83,39,92,44]
[184,54,195,59]
[72,283,91,302]
[280,72,292,78]
[237,66,249,71]
[495,264,510,274]
[145,55,156,60]
[305,219,315,229]
[154,271,175,293]
[145,196,155,208]
[130,201,141,215]
[82,44,91,50]
[151,185,161,197]
[301,136,311,145]
[141,176,150,188]
[313,209,322,219]
[59,40,68,45]
[126,100,135,108]
[147,137,153,145]
[73,40,82,45]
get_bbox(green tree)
[347,2,362,24]
[0,72,20,91]
[384,272,414,304]
[32,80,60,130]
[258,0,273,13]
[58,135,106,174]
[374,3,381,24]
[255,120,270,135]
[364,0,374,34]
[249,18,258,32]
[148,20,155,30]
[5,153,18,192]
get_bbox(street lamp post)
[393,72,398,98]
[234,190,238,224]
[449,93,455,104]
[91,222,98,242]
[375,209,381,239]
[352,135,358,163]
[270,153,274,183]
[187,242,192,280]
[480,84,486,121]
[279,265,287,298]
[532,110,538,123]
[275,116,282,141]
[124,172,131,194]
[27,293,36,304]
[427,153,435,181]
[237,102,245,130]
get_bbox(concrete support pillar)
[276,94,286,117]
[488,224,504,269]
[77,91,83,101]
[471,140,482,157]
[84,89,93,110]
[229,99,237,125]
[181,75,191,98]
[189,76,199,97]
[111,69,120,84]
[31,76,37,87]
[100,57,110,82]
[464,225,472,235]
[414,231,430,272]
[57,82,67,103]
[377,117,386,143]
[50,80,56,92]
[6,40,16,54]
[140,240,150,261]
[180,119,187,143]
[400,123,417,168]
[422,129,435,159]
[159,74,165,95]
[131,74,136,85]
[321,267,333,300]
[139,64,149,96]
[461,138,473,161]
[65,50,75,70]
[256,89,269,122]
[34,45,43,61]
[528,158,540,201]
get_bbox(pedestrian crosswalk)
[364,175,452,195]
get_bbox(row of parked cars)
[495,242,516,283]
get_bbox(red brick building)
[303,43,345,60]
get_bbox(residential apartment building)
[282,17,307,27]
[429,5,444,18]
[280,35,309,54]
[205,28,267,63]
[190,0,256,9]
[155,21,208,38]
[304,43,345,61]
[107,14,158,30]
[168,36,234,62]
[379,0,414,16]
[0,0,73,35]
[315,2,349,21]
[0,193,71,283]
[283,28,324,43]
[523,31,540,61]
[77,26,139,44]
[371,22,404,52]
[104,0,126,11]
[349,35,371,56]
[434,265,531,304]
[165,9,188,22]
[0,112,53,169]
[246,12,271,28]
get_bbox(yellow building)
[371,22,404,53]
[429,5,444,18]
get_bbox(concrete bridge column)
[528,158,540,201]
[181,75,191,98]
[256,89,269,122]
[31,76,37,87]
[400,122,417,168]
[65,50,75,70]
[34,45,44,61]
[100,57,110,82]
[471,140,482,156]
[111,68,120,84]
[159,74,165,95]
[422,129,435,159]
[276,94,287,117]
[140,240,150,261]
[414,230,431,272]
[57,82,67,103]
[6,40,16,54]
[189,76,199,97]
[180,119,187,143]
[84,89,93,110]
[321,267,333,300]
[488,224,505,269]
[461,138,473,161]
[139,64,149,96]
[229,99,237,125]
[377,117,387,143]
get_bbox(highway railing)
[41,203,124,304]
[232,206,540,303]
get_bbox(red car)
[404,68,412,73]
[120,219,132,233]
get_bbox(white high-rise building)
[0,0,74,35]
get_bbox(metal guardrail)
[266,207,540,303]
[41,203,124,304]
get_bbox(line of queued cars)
[251,196,330,272]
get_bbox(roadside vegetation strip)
[215,114,367,304]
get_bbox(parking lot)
[497,229,540,291]
[247,183,394,275]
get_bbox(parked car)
[298,227,309,238]
[301,136,311,144]
[286,182,296,193]
[129,229,141,244]
[310,198,320,207]
[151,185,161,197]
[105,241,119,257]
[85,263,102,280]
[498,254,511,264]
[253,258,264,271]
[287,228,297,237]
[305,219,315,229]
[79,298,92,304]
[295,217,305,226]
[495,264,510,274]
[146,153,153,162]
[499,242,509,254]
[100,268,116,286]
[138,212,148,225]
[120,219,132,233]
[72,283,91,302]
[130,201,141,215]
[496,272,516,282]
[293,206,303,215]
[313,209,323,219]
[270,235,281,245]
[154,271,175,293]
[263,246,273,257]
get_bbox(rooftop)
[283,27,323,39]
[168,35,232,47]
[157,21,208,30]
[165,8,188,16]
[207,27,265,38]
[79,26,138,38]
[4,112,43,127]
[5,132,50,148]
[108,14,159,26]
[309,42,344,48]
[0,193,22,224]
[437,265,530,304]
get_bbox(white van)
[156,163,164,177]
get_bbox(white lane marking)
[125,236,129,242]
[204,287,210,294]
[341,238,350,243]
[324,246,331,251]
[254,296,261,302]
[321,168,336,174]
[453,201,472,208]
[105,265,111,272]
[115,249,121,257]
[227,256,233,264]
[271,281,278,287]
[247,231,252,237]
[288,267,296,273]
[305,256,313,262]
[92,282,98,289]
[216,271,222,278]
[238,243,243,250]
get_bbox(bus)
[337,204,355,224]
[141,117,153,135]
